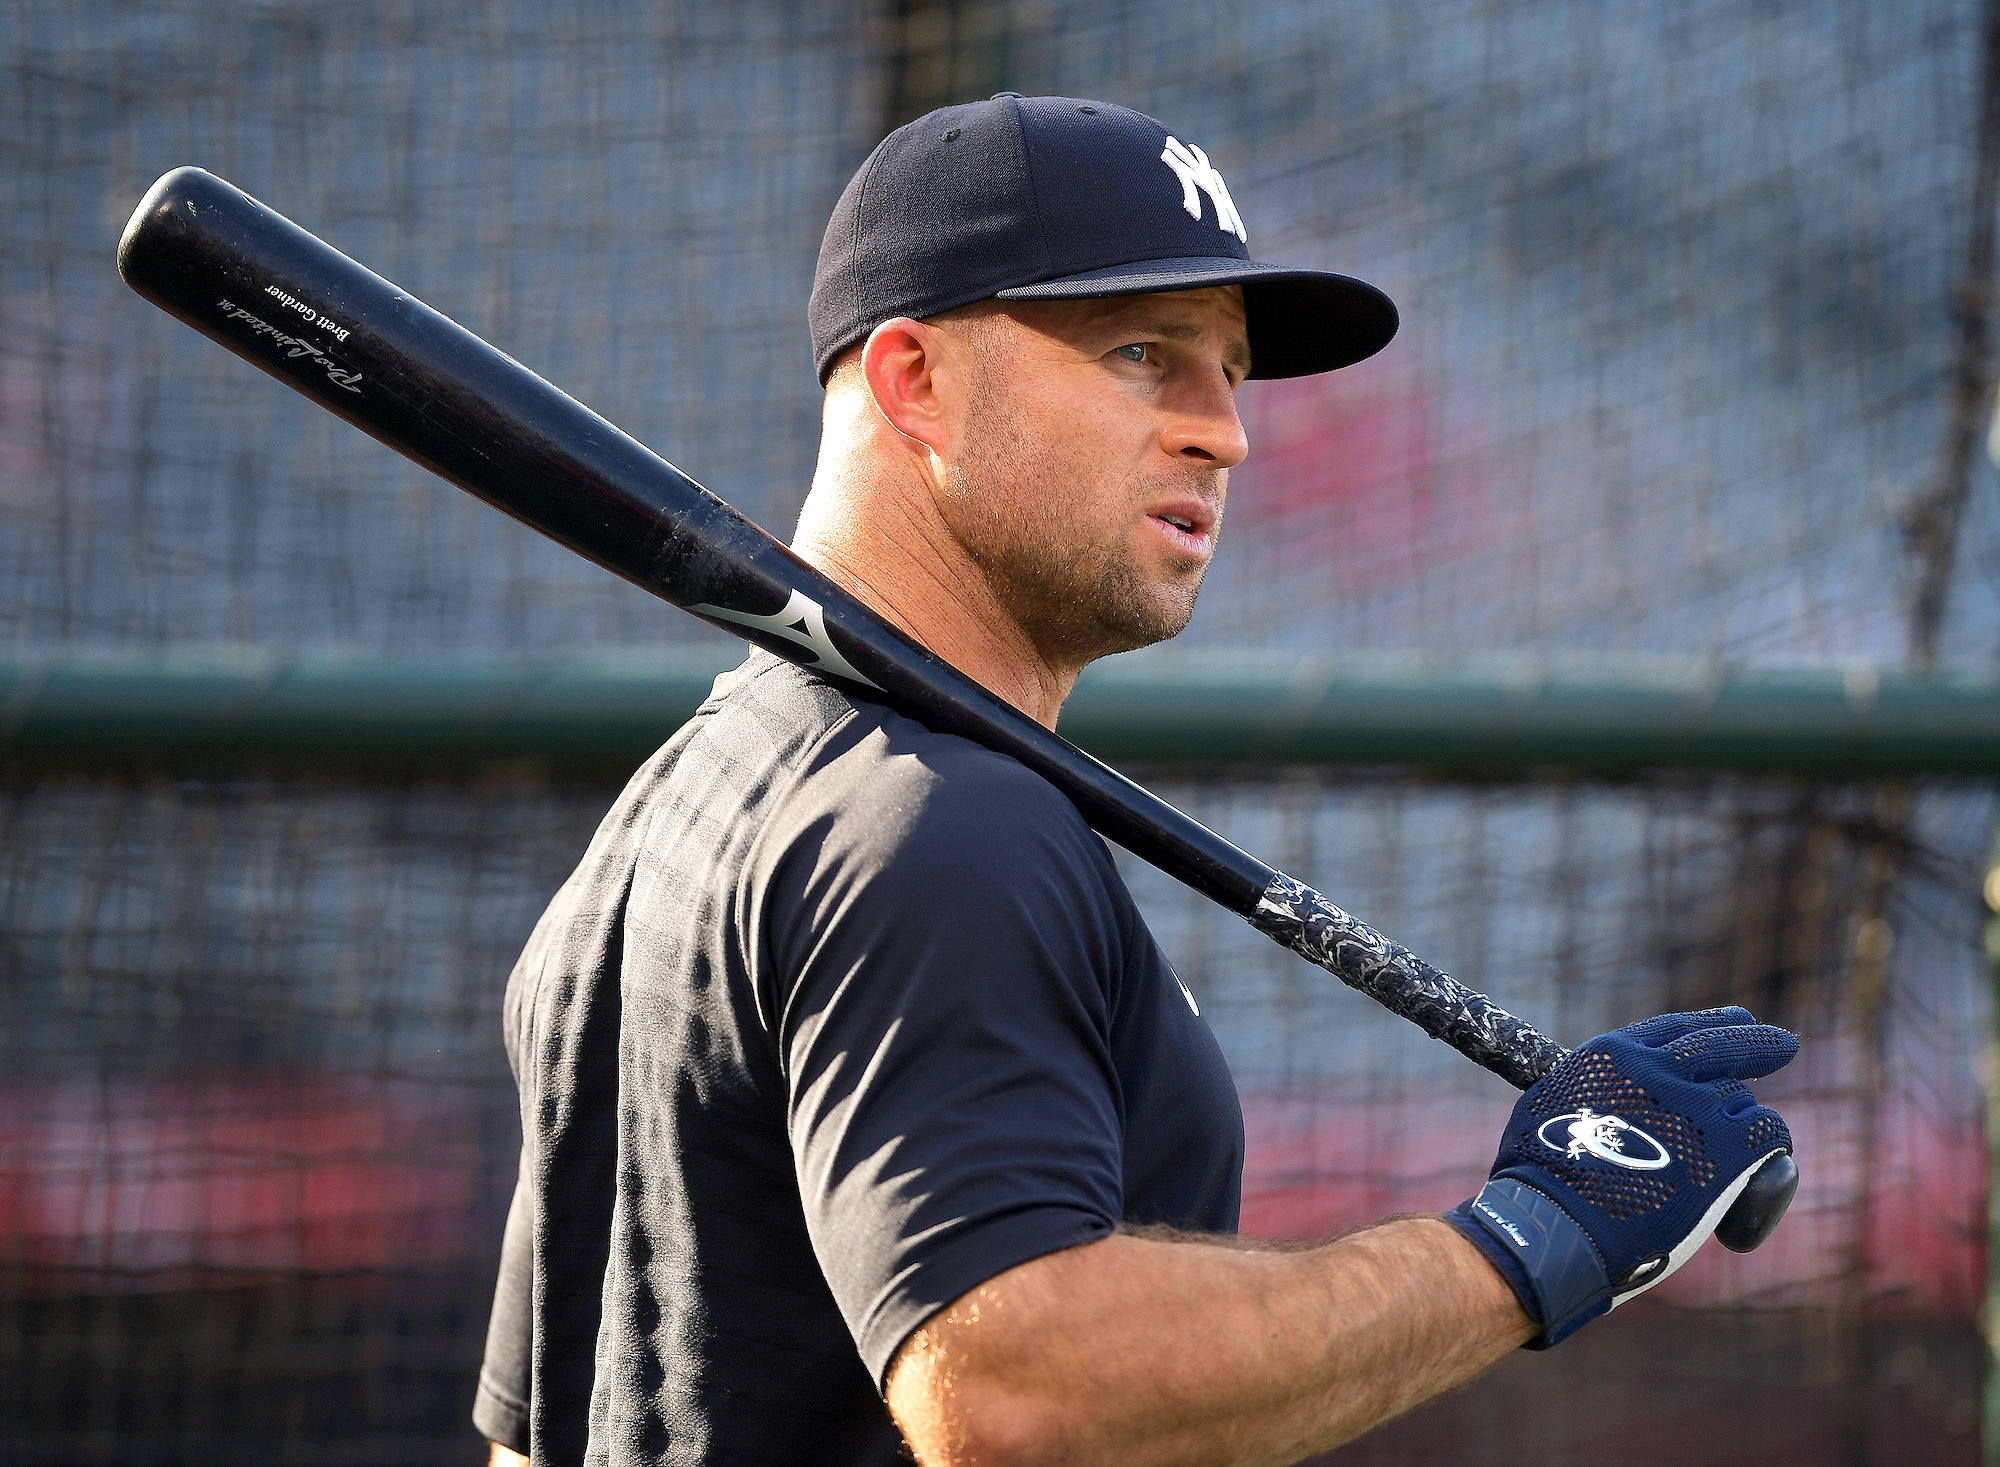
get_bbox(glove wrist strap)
[1450,1178,1611,1349]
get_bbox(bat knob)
[1713,1152,1798,1253]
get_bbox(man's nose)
[1160,370,1249,469]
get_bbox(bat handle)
[1247,872,1565,1090]
[1245,872,1797,1253]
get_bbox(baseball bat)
[116,166,1796,1251]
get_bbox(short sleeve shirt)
[473,653,1244,1466]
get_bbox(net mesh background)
[2,0,1995,1461]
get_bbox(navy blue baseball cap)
[809,93,1397,383]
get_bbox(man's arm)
[887,1214,1531,1467]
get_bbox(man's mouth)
[1148,508,1215,557]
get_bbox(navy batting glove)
[1444,1006,1797,1348]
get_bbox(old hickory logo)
[1535,1109,1672,1171]
[1159,136,1247,244]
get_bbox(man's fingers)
[1615,1007,1796,1081]
[1660,1023,1799,1082]
[1620,1006,1756,1049]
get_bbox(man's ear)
[861,317,957,458]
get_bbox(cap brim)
[994,256,1397,378]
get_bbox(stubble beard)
[938,381,1219,669]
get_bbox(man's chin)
[1014,561,1205,666]
[1090,591,1201,658]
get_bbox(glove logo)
[1536,1108,1671,1171]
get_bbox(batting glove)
[1444,1006,1797,1348]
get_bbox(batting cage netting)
[4,1,1998,1463]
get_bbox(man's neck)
[792,452,1077,730]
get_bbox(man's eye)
[1114,343,1148,364]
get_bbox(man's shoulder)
[669,655,1103,906]
[599,651,1081,859]
[777,677,1086,845]
[692,649,866,761]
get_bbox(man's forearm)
[886,1216,1532,1467]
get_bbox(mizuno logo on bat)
[1536,1109,1671,1171]
[693,588,882,690]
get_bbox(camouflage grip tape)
[1246,873,1566,1091]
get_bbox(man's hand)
[887,1217,1533,1467]
[1446,1005,1797,1347]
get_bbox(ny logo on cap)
[1160,137,1247,244]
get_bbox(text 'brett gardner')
[263,283,351,342]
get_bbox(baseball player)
[475,94,1796,1466]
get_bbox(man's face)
[931,285,1250,668]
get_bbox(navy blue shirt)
[475,653,1243,1465]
